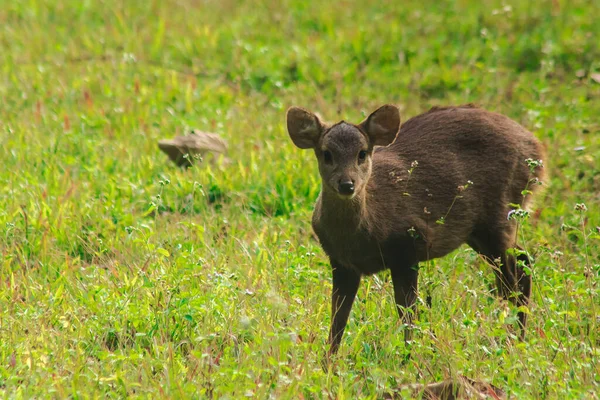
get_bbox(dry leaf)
[158,130,228,167]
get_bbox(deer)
[286,103,544,357]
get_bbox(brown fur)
[286,104,545,356]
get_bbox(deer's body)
[286,104,544,357]
[313,105,543,273]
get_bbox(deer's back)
[389,105,542,166]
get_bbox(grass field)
[1,0,599,398]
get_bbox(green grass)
[1,0,599,398]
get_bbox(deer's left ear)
[359,104,400,147]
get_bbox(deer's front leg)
[328,261,361,356]
[390,265,419,343]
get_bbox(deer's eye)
[323,150,333,164]
[358,150,367,163]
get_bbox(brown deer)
[286,103,544,356]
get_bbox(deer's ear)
[359,104,400,147]
[286,107,324,149]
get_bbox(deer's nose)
[338,180,355,195]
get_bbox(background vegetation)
[1,0,599,398]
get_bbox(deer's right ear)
[286,107,324,149]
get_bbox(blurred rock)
[158,130,228,168]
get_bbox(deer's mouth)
[336,192,356,200]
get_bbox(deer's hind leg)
[467,223,532,339]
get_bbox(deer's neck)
[319,185,370,230]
